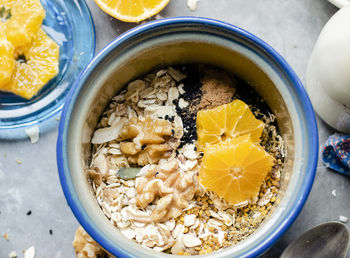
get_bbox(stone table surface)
[0,0,347,257]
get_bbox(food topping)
[136,159,198,221]
[73,226,111,258]
[199,135,274,205]
[119,116,174,165]
[196,99,265,150]
[86,66,284,256]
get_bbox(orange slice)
[199,135,274,205]
[197,99,265,150]
[0,0,45,51]
[94,0,170,23]
[2,29,59,99]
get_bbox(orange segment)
[0,0,45,51]
[94,0,170,22]
[199,135,274,205]
[3,29,59,99]
[197,99,265,150]
[0,32,15,88]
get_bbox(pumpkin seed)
[116,167,142,180]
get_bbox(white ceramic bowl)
[57,17,318,257]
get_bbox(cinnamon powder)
[197,66,236,111]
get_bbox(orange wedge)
[2,29,59,99]
[199,135,274,205]
[0,0,45,51]
[94,0,170,23]
[0,34,15,88]
[197,99,265,150]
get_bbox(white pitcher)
[306,4,350,133]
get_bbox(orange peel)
[94,0,170,23]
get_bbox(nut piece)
[135,159,198,222]
[119,116,174,165]
[73,226,111,258]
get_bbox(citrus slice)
[0,0,45,51]
[94,0,170,23]
[2,28,59,99]
[199,135,274,205]
[0,33,15,88]
[197,99,265,150]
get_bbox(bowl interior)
[62,20,316,257]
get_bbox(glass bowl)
[0,0,95,139]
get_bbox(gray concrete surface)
[1,0,348,257]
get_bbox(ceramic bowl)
[57,17,318,257]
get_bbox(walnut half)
[119,116,174,166]
[73,226,112,258]
[135,159,198,222]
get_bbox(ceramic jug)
[306,4,350,133]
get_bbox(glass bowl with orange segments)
[0,0,95,139]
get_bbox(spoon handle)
[328,0,350,8]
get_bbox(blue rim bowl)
[0,0,95,140]
[57,17,318,257]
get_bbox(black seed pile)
[233,77,272,120]
[174,65,203,148]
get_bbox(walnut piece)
[119,116,174,165]
[135,159,198,222]
[73,226,112,258]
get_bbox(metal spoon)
[281,222,349,258]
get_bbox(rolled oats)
[183,235,202,248]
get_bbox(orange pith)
[199,135,275,205]
[94,0,170,23]
[197,99,265,150]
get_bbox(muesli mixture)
[75,65,284,256]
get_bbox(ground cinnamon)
[197,66,236,110]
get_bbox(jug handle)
[328,0,350,8]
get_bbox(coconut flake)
[91,118,128,144]
[332,189,337,197]
[24,246,35,258]
[187,0,199,11]
[25,126,39,144]
[339,216,348,223]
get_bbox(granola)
[83,66,285,256]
